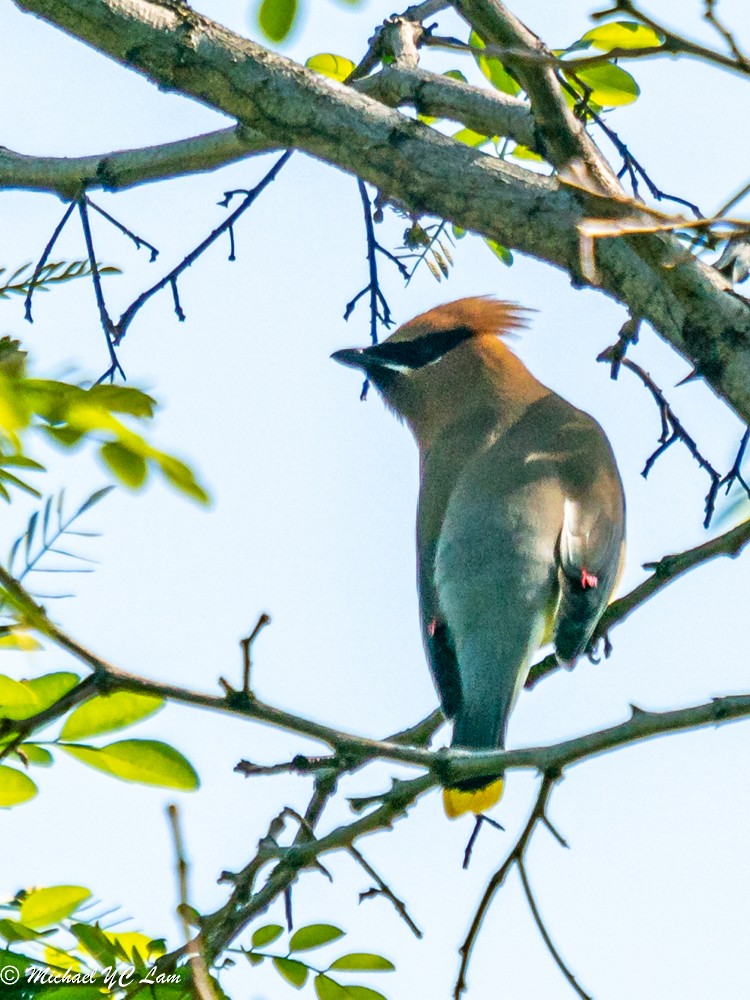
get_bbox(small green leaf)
[510,143,544,162]
[328,954,395,972]
[14,743,53,767]
[485,239,514,266]
[443,69,467,82]
[470,31,521,96]
[563,61,639,106]
[0,918,49,943]
[87,385,157,418]
[44,424,86,448]
[61,739,199,790]
[245,951,265,966]
[26,672,79,712]
[75,485,115,518]
[100,442,148,489]
[314,975,348,1000]
[61,691,164,741]
[290,924,345,953]
[305,53,355,82]
[71,922,120,966]
[343,988,387,1000]
[20,885,91,929]
[273,957,308,988]
[258,0,297,43]
[452,128,492,148]
[252,923,284,948]
[0,674,40,718]
[156,454,210,505]
[0,629,42,653]
[579,21,663,51]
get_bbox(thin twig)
[113,150,292,346]
[349,843,422,938]
[168,805,219,1000]
[240,612,271,694]
[86,197,159,262]
[77,195,125,382]
[454,776,558,998]
[24,199,77,322]
[517,858,592,999]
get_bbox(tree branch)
[0,127,277,197]
[11,0,750,424]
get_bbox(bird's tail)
[443,778,504,819]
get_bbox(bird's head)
[332,297,531,441]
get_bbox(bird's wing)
[417,404,502,720]
[546,408,626,663]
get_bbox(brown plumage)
[333,297,625,816]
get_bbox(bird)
[332,297,625,818]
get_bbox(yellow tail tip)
[443,778,504,819]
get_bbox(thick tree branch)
[453,0,620,193]
[0,126,277,196]
[12,0,750,423]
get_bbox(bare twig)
[517,858,592,999]
[113,151,292,348]
[239,613,271,695]
[86,197,159,262]
[24,199,77,323]
[454,776,580,998]
[168,805,219,1000]
[349,843,423,938]
[77,195,125,382]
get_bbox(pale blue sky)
[1,1,750,997]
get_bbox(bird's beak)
[331,347,368,370]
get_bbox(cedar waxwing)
[332,298,625,818]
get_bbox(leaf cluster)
[240,922,394,999]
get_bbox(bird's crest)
[386,296,530,345]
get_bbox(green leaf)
[273,957,308,988]
[75,485,115,517]
[87,385,157,418]
[20,885,91,929]
[0,918,49,943]
[510,143,545,162]
[290,924,344,952]
[314,975,347,1000]
[452,128,492,148]
[443,69,467,82]
[155,454,210,505]
[0,674,39,718]
[44,424,86,447]
[245,951,265,966]
[60,739,199,790]
[470,31,520,96]
[258,0,297,42]
[61,691,164,741]
[305,53,355,82]
[0,629,42,653]
[563,61,640,106]
[26,672,79,711]
[251,923,284,948]
[100,441,148,489]
[343,988,387,1000]
[71,921,120,966]
[485,239,514,266]
[14,743,53,767]
[328,954,395,972]
[579,20,663,51]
